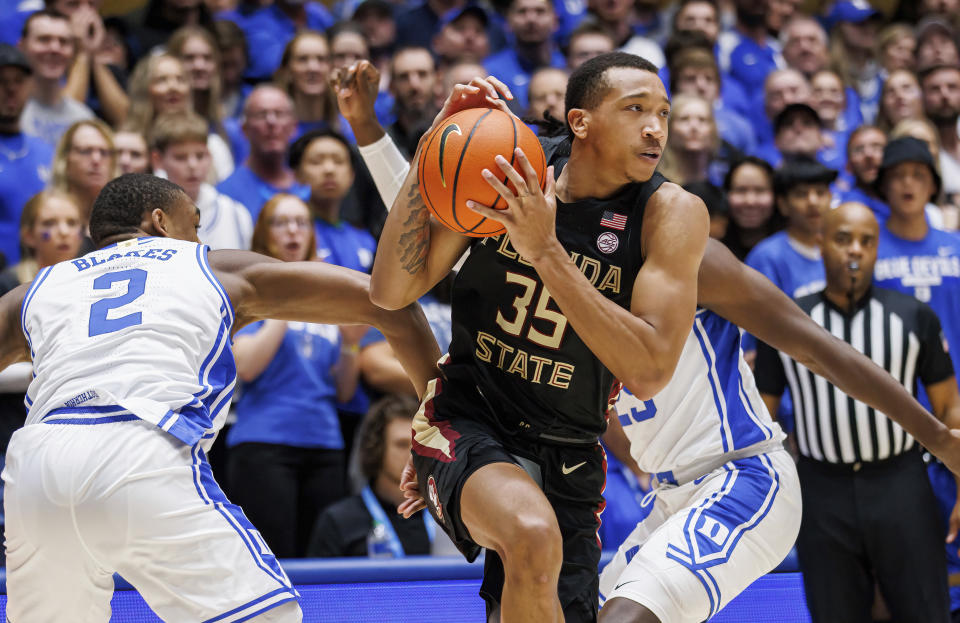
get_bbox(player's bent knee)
[599,597,661,623]
[246,599,303,623]
[500,513,563,576]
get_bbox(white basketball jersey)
[614,309,784,476]
[22,237,236,449]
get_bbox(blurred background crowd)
[0,0,958,616]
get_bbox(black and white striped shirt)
[755,287,953,464]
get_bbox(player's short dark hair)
[566,52,659,115]
[358,394,420,482]
[89,174,187,247]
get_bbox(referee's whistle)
[847,261,859,272]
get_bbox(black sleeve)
[306,508,349,557]
[754,339,788,397]
[916,302,954,386]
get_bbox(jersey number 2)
[88,269,147,337]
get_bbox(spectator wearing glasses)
[228,193,362,558]
[216,85,310,221]
[49,119,115,225]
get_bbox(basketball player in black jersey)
[372,53,709,623]
[340,53,960,623]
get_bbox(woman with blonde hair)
[877,23,916,76]
[125,53,234,181]
[228,192,363,557]
[0,190,83,293]
[50,119,117,223]
[876,69,925,133]
[656,94,723,187]
[275,31,348,140]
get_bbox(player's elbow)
[369,279,414,310]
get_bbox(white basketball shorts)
[3,418,298,623]
[598,449,801,623]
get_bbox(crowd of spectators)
[0,0,958,614]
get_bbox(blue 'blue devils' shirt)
[874,226,960,379]
[228,320,344,449]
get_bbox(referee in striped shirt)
[756,201,960,623]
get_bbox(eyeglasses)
[246,110,294,122]
[70,146,115,159]
[269,217,311,230]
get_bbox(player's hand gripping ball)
[418,108,547,237]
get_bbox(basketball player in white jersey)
[0,174,440,623]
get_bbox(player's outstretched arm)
[370,77,514,310]
[0,285,31,370]
[698,239,960,474]
[210,251,440,398]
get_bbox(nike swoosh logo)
[561,461,587,475]
[614,579,642,591]
[438,123,462,188]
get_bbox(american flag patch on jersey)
[600,211,627,230]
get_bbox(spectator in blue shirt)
[564,20,613,70]
[755,67,810,153]
[228,192,363,558]
[386,46,437,157]
[484,0,565,112]
[394,0,463,49]
[826,0,883,123]
[716,0,784,114]
[746,156,834,300]
[290,129,376,273]
[238,0,334,81]
[834,125,887,217]
[782,16,863,135]
[811,70,854,168]
[216,85,310,221]
[0,44,52,267]
[275,31,351,141]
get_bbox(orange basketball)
[418,108,547,237]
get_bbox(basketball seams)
[418,121,461,233]
[466,111,519,236]
[450,109,494,233]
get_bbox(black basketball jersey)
[439,135,667,441]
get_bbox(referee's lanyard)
[361,485,436,557]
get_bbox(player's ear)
[568,108,588,140]
[148,207,171,238]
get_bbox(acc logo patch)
[597,231,619,254]
[427,475,444,523]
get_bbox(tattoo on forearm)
[398,183,429,275]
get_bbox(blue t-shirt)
[315,219,376,273]
[228,320,344,449]
[745,231,825,300]
[483,46,567,112]
[0,133,51,265]
[874,226,960,380]
[240,3,335,81]
[216,165,311,221]
[717,30,783,116]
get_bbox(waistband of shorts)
[39,405,140,426]
[651,438,785,488]
[798,447,919,475]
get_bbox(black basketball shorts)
[411,376,606,623]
